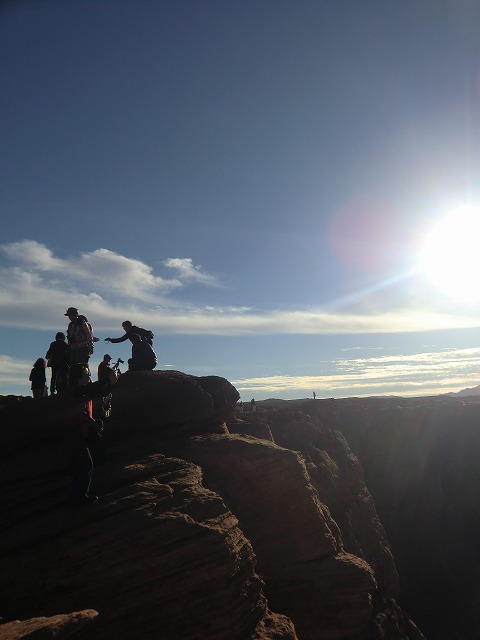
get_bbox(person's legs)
[69,347,90,366]
[50,368,57,395]
[56,368,68,393]
[86,420,107,465]
[71,446,94,504]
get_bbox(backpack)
[137,328,154,346]
[78,316,96,352]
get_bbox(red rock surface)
[0,371,424,639]
[0,610,98,639]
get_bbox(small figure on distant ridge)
[29,358,48,399]
[105,320,154,346]
[313,391,316,400]
[251,398,256,413]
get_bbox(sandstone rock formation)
[0,372,424,639]
[0,610,98,640]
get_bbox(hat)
[104,354,112,361]
[64,307,78,316]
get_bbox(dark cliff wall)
[331,395,480,640]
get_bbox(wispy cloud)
[1,240,480,335]
[1,241,189,302]
[0,355,32,391]
[0,241,221,327]
[232,348,480,398]
[163,258,219,285]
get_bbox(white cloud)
[1,241,184,302]
[3,240,63,270]
[0,355,32,390]
[1,240,480,336]
[0,241,223,327]
[163,258,218,285]
[232,348,480,398]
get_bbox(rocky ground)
[1,372,427,639]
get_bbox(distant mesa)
[446,384,480,397]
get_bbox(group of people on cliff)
[29,308,157,398]
[28,307,158,506]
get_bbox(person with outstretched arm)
[105,320,154,346]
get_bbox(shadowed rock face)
[1,372,423,639]
[329,395,480,640]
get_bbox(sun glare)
[419,204,480,301]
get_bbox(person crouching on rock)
[127,333,157,372]
[66,362,119,506]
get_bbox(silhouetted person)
[98,354,113,383]
[128,333,157,371]
[251,398,256,412]
[64,307,94,365]
[313,391,316,400]
[106,320,154,346]
[97,354,114,419]
[46,332,68,394]
[65,362,118,506]
[29,358,47,399]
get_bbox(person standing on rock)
[97,354,114,419]
[45,332,68,394]
[29,358,48,399]
[64,307,95,366]
[65,362,119,506]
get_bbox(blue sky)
[2,0,480,399]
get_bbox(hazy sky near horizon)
[2,0,480,399]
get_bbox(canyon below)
[2,371,480,639]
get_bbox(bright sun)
[419,204,480,301]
